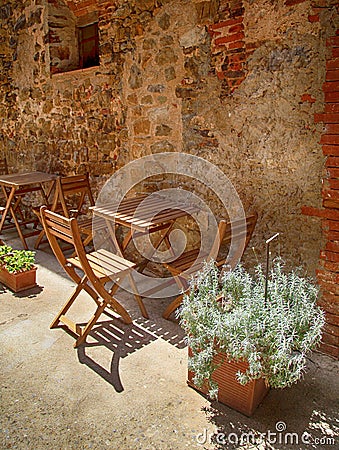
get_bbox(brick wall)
[303,30,339,359]
[208,0,248,97]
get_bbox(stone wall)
[0,0,338,356]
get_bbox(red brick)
[285,0,307,5]
[323,322,339,336]
[302,206,339,220]
[325,311,339,326]
[325,241,339,252]
[321,290,339,305]
[325,103,339,113]
[320,135,339,145]
[319,261,339,276]
[314,113,339,123]
[317,341,339,358]
[327,59,339,70]
[323,199,339,209]
[323,81,339,93]
[321,331,339,346]
[215,32,245,46]
[320,250,339,263]
[329,179,339,189]
[317,269,339,284]
[325,156,339,167]
[229,62,243,71]
[301,93,316,103]
[308,14,319,23]
[327,70,339,81]
[228,40,245,50]
[327,220,339,231]
[325,91,339,102]
[327,36,339,47]
[228,53,246,63]
[323,190,339,202]
[324,230,339,241]
[66,1,76,11]
[327,167,339,178]
[323,145,339,156]
[209,17,243,31]
[333,49,339,58]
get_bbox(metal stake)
[264,233,280,304]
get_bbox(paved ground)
[0,232,338,450]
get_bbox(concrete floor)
[0,231,338,450]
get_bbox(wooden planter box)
[0,266,37,293]
[188,348,269,416]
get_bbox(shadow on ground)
[76,311,186,392]
[197,353,339,449]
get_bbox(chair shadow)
[77,317,157,392]
[76,310,186,392]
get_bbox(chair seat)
[165,249,208,277]
[67,248,136,280]
[162,213,258,319]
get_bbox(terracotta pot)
[187,348,269,416]
[0,266,37,293]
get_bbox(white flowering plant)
[179,258,325,398]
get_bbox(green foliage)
[179,258,325,396]
[0,245,35,274]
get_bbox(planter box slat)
[187,348,269,416]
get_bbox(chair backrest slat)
[207,219,227,262]
[223,213,257,247]
[40,207,76,271]
[51,173,95,218]
[219,213,258,270]
[40,206,102,289]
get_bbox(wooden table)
[92,193,199,272]
[0,171,57,249]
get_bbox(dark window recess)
[79,23,99,69]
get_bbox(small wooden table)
[92,193,199,271]
[0,171,57,249]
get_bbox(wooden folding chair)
[40,206,148,348]
[162,213,258,319]
[35,173,104,249]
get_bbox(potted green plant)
[179,258,325,416]
[0,244,37,292]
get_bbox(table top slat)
[93,194,198,231]
[0,171,57,187]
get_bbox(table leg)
[136,221,175,273]
[1,187,29,249]
[0,186,16,231]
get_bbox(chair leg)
[162,293,184,320]
[104,278,133,324]
[34,229,46,249]
[50,282,85,329]
[127,272,149,319]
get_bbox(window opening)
[79,22,99,69]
